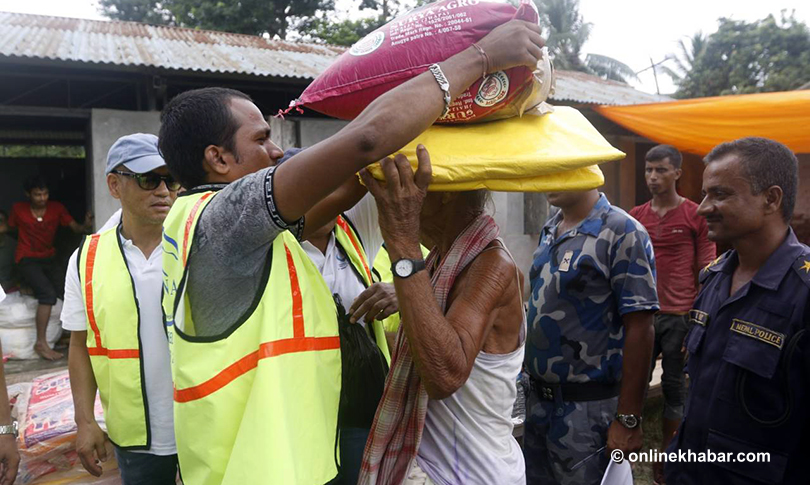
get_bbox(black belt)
[530,377,620,402]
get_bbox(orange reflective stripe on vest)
[83,234,139,360]
[183,192,213,264]
[173,243,341,403]
[336,215,372,283]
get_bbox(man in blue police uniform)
[524,189,658,485]
[665,137,810,485]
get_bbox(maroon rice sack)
[292,0,541,124]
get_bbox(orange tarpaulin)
[595,90,810,155]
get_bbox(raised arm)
[360,148,518,399]
[274,20,545,224]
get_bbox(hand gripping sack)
[291,0,554,124]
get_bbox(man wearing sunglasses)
[61,133,181,484]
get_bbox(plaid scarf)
[358,214,500,485]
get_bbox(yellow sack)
[428,164,604,192]
[367,105,624,192]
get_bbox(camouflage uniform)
[524,193,659,485]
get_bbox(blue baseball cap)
[105,133,166,175]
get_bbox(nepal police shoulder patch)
[791,252,810,288]
[699,251,731,284]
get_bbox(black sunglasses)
[114,170,181,191]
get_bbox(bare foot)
[34,342,63,361]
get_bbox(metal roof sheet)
[551,70,672,106]
[0,11,670,104]
[0,11,344,79]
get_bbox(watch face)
[395,259,413,277]
[623,415,638,428]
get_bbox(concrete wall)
[270,117,349,151]
[90,109,161,227]
[299,119,349,147]
[491,192,546,300]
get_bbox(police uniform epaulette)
[791,250,810,288]
[699,251,730,284]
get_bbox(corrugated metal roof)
[551,70,672,106]
[0,11,344,79]
[0,11,669,104]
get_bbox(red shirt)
[8,201,74,262]
[630,198,716,313]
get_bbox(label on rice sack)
[292,0,548,124]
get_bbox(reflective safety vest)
[77,226,149,450]
[333,215,390,364]
[162,189,342,485]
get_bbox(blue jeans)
[114,448,179,485]
[338,427,370,485]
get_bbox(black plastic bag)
[334,294,389,429]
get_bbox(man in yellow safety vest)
[63,133,181,484]
[158,20,546,485]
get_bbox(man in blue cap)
[62,133,181,484]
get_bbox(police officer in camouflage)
[665,137,810,485]
[524,189,658,485]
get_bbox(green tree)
[98,0,173,25]
[297,0,412,46]
[295,16,383,46]
[535,0,637,83]
[99,0,334,39]
[676,12,810,98]
[660,32,707,85]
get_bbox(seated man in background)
[359,147,527,485]
[8,175,92,360]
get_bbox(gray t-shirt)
[185,166,303,337]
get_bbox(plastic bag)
[364,105,623,192]
[334,295,388,429]
[292,0,553,124]
[10,370,108,484]
[0,293,63,360]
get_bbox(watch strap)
[615,413,641,429]
[0,421,18,437]
[391,258,426,279]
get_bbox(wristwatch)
[615,413,642,429]
[0,421,18,438]
[391,258,426,279]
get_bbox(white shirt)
[302,194,383,324]
[61,209,176,455]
